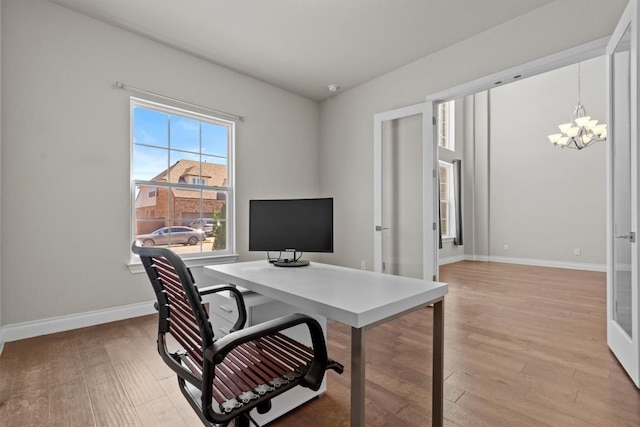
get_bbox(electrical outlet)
[574,248,581,256]
[361,260,366,270]
[503,244,509,251]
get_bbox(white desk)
[203,261,448,427]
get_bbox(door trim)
[373,103,436,279]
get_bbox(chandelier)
[547,63,607,150]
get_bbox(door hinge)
[433,222,437,230]
[433,116,436,125]
[433,275,437,281]
[433,169,436,178]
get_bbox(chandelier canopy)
[548,64,607,150]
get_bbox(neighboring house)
[135,159,227,234]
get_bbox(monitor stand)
[273,259,310,267]
[272,251,310,267]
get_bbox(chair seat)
[178,331,316,417]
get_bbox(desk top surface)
[203,261,448,328]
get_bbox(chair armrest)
[197,285,247,332]
[205,312,328,391]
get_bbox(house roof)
[152,159,228,199]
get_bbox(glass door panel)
[612,24,633,337]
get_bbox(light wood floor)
[1,261,639,426]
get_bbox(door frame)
[373,103,437,280]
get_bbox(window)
[439,161,455,238]
[131,97,234,258]
[437,100,455,151]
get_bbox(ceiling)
[49,0,554,101]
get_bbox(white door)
[373,103,438,281]
[607,0,639,387]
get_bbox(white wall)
[488,57,606,267]
[318,0,625,270]
[1,0,320,326]
[465,92,491,260]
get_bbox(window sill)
[442,236,455,243]
[128,253,239,274]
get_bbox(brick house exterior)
[135,159,227,234]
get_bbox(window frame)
[128,97,237,270]
[439,160,456,240]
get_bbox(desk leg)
[432,299,444,427]
[351,326,365,427]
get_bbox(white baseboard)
[1,301,156,344]
[438,255,467,265]
[447,254,605,272]
[487,255,606,272]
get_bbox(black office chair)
[132,242,342,426]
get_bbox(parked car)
[136,226,205,247]
[189,218,214,235]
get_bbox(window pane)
[169,116,200,152]
[133,145,169,182]
[210,196,228,252]
[437,100,455,151]
[133,107,168,148]
[169,151,201,183]
[202,154,227,167]
[439,163,452,237]
[202,122,228,158]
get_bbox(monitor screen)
[249,198,333,253]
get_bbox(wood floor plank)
[113,358,166,407]
[135,395,188,427]
[48,378,95,427]
[1,387,49,427]
[157,376,206,426]
[84,363,141,426]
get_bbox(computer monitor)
[249,197,333,267]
